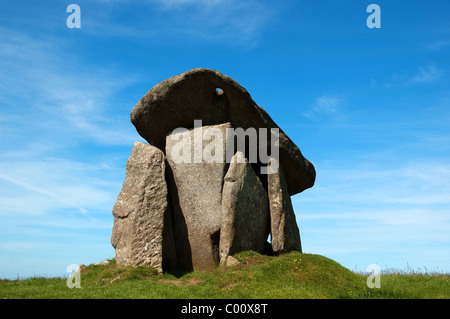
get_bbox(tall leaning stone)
[268,158,302,254]
[166,122,231,271]
[111,142,176,273]
[220,152,269,263]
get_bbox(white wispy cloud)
[383,63,444,87]
[296,162,450,206]
[156,0,223,8]
[0,156,121,216]
[303,96,344,119]
[428,39,450,51]
[0,27,139,146]
[412,64,443,83]
[84,0,273,48]
[0,26,139,218]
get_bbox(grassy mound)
[1,251,448,299]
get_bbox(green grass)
[1,251,449,299]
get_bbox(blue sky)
[1,0,449,279]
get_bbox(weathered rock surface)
[111,142,176,273]
[267,158,302,254]
[166,123,232,271]
[225,256,240,267]
[130,68,315,196]
[219,152,269,263]
[111,69,315,273]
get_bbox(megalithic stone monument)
[111,68,315,273]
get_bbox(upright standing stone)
[220,152,269,263]
[166,123,231,271]
[111,142,176,273]
[268,158,302,254]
